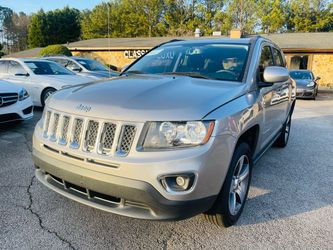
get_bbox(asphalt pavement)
[0,94,332,250]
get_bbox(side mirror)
[15,71,29,77]
[72,67,82,72]
[315,76,321,81]
[263,66,289,83]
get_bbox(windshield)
[75,59,109,71]
[290,71,313,80]
[124,43,249,81]
[25,61,74,75]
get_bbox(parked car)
[44,56,119,79]
[0,80,33,123]
[32,37,295,227]
[290,70,319,100]
[0,58,93,106]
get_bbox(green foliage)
[39,44,72,56]
[28,7,80,48]
[258,0,286,33]
[286,0,333,32]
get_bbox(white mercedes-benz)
[0,58,93,106]
[0,80,33,123]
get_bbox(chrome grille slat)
[70,119,84,148]
[84,120,99,152]
[50,113,60,141]
[43,111,51,138]
[118,125,136,156]
[43,110,136,157]
[99,122,116,154]
[59,116,70,145]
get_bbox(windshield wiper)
[161,72,213,80]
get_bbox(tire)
[41,88,56,107]
[274,113,291,148]
[204,143,252,227]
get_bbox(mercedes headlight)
[307,81,315,87]
[18,89,29,101]
[142,121,215,150]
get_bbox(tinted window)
[0,61,8,73]
[75,59,108,71]
[273,48,284,67]
[260,46,274,68]
[125,43,249,82]
[25,61,74,75]
[259,46,274,81]
[48,58,68,67]
[8,61,25,75]
[290,71,313,80]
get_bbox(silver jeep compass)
[32,37,296,227]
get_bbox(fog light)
[176,176,186,187]
[160,173,195,192]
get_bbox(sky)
[0,0,105,14]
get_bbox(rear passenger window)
[259,46,274,81]
[273,48,284,67]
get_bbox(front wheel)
[204,143,252,227]
[41,88,56,107]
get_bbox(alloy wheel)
[229,155,250,216]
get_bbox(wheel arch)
[236,124,260,157]
[40,87,57,106]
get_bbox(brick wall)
[311,54,333,89]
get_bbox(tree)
[28,7,81,48]
[286,0,332,32]
[258,0,286,33]
[225,0,258,34]
[196,0,226,35]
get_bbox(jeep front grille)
[71,119,84,148]
[118,125,136,156]
[99,122,116,154]
[84,120,99,152]
[43,110,137,157]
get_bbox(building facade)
[6,33,333,89]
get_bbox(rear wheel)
[274,113,291,148]
[204,143,252,227]
[41,88,56,107]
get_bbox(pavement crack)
[25,175,76,250]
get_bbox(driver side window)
[259,46,274,82]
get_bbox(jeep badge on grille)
[76,104,91,112]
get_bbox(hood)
[0,80,22,93]
[41,75,93,86]
[294,79,312,87]
[48,74,246,122]
[80,71,119,79]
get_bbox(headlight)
[142,121,215,150]
[18,89,29,101]
[307,81,315,87]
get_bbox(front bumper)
[0,97,33,123]
[33,149,217,220]
[296,87,316,98]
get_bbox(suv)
[32,37,296,227]
[44,56,119,79]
